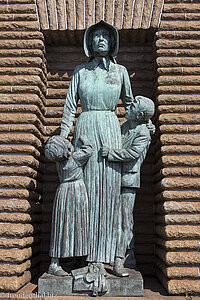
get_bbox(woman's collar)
[89,56,116,71]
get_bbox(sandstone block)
[157,67,200,76]
[157,259,200,278]
[0,270,31,292]
[167,279,200,295]
[158,85,200,94]
[160,20,200,30]
[163,3,200,13]
[156,167,190,178]
[156,39,200,49]
[157,94,200,105]
[160,177,200,190]
[160,124,188,133]
[0,94,44,110]
[0,189,40,201]
[0,199,41,213]
[0,260,31,276]
[0,57,44,68]
[0,212,41,223]
[162,12,200,21]
[0,13,37,21]
[0,21,39,31]
[156,247,200,265]
[156,214,200,225]
[158,75,200,85]
[156,225,200,239]
[159,134,200,146]
[0,4,36,14]
[156,238,200,251]
[0,166,40,179]
[157,48,200,57]
[0,236,40,248]
[0,223,36,238]
[0,134,42,149]
[160,145,200,155]
[157,155,200,168]
[157,57,200,67]
[156,190,200,201]
[156,201,200,213]
[0,145,41,159]
[0,154,41,168]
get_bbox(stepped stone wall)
[0,0,46,292]
[155,0,200,295]
[0,0,199,296]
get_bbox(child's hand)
[146,120,155,135]
[100,147,109,157]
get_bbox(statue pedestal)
[38,268,143,297]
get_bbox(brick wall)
[0,0,46,292]
[155,0,200,295]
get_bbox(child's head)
[45,136,74,162]
[125,96,155,122]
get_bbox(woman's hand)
[100,147,110,157]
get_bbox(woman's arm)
[72,135,93,166]
[120,66,135,108]
[60,66,80,138]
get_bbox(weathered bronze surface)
[42,20,155,296]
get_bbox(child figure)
[45,135,93,276]
[101,96,155,277]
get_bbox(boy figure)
[101,96,155,277]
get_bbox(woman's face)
[92,27,111,56]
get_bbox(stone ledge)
[38,269,143,297]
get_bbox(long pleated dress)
[60,58,133,263]
[49,142,93,258]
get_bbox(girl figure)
[45,135,93,276]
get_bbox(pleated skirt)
[49,179,89,258]
[73,111,122,263]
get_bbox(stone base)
[38,267,143,297]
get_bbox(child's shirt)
[107,121,151,188]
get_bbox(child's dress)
[49,142,93,258]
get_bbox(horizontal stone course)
[0,270,31,292]
[164,3,200,12]
[0,224,37,238]
[156,201,200,213]
[157,94,200,104]
[156,238,200,251]
[156,214,200,224]
[162,12,200,20]
[0,4,37,14]
[0,235,40,249]
[156,225,200,239]
[0,199,41,213]
[160,20,200,30]
[0,21,39,31]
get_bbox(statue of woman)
[60,20,134,272]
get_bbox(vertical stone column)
[0,0,47,292]
[155,0,200,295]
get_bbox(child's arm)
[101,132,150,162]
[72,135,93,166]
